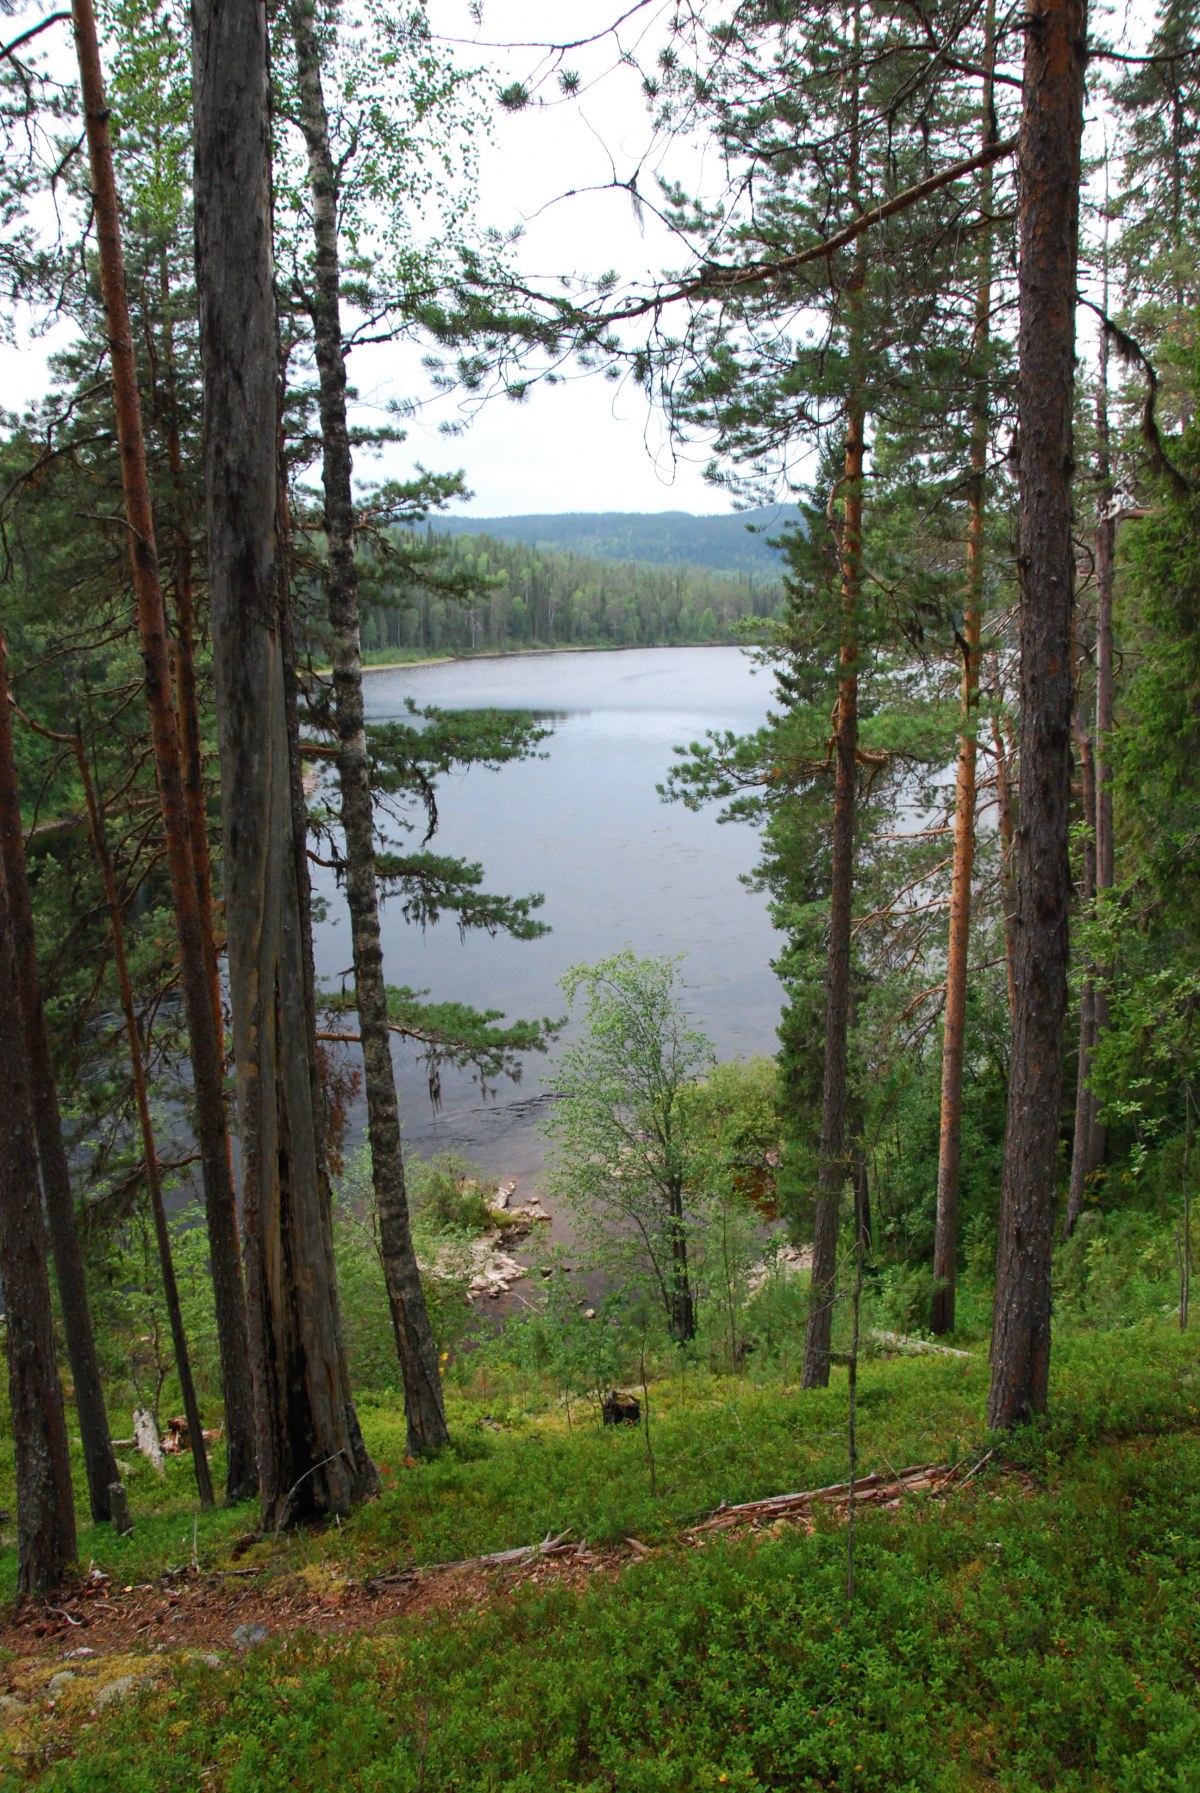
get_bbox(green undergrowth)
[9,1398,1200,1789]
[1,1325,1198,1789]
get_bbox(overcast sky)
[0,0,1158,519]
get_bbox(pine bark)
[193,0,377,1526]
[931,19,995,1337]
[987,0,1087,1430]
[0,868,77,1593]
[70,0,256,1501]
[289,0,448,1454]
[0,636,119,1522]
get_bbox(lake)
[310,645,782,1183]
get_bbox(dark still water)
[310,646,781,1181]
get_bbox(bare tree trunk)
[193,0,377,1527]
[0,867,77,1593]
[1089,301,1115,1168]
[932,13,995,1337]
[988,0,1087,1431]
[74,733,214,1509]
[70,0,256,1501]
[666,1185,697,1344]
[1064,720,1097,1237]
[288,0,448,1455]
[992,716,1018,1020]
[0,636,119,1523]
[803,0,864,1392]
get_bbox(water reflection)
[313,646,781,1180]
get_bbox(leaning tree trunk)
[71,0,257,1502]
[0,868,77,1593]
[988,0,1087,1430]
[0,634,119,1523]
[289,0,448,1455]
[931,16,995,1337]
[193,0,377,1526]
[803,5,865,1388]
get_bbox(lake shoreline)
[311,639,756,678]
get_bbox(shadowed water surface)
[310,646,781,1183]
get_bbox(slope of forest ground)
[0,1298,1196,1792]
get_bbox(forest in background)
[351,526,785,653]
[0,3,1197,1776]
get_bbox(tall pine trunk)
[289,0,448,1455]
[0,635,119,1523]
[71,0,256,1501]
[193,0,377,1526]
[0,870,77,1593]
[1064,719,1097,1235]
[803,0,864,1390]
[931,13,995,1336]
[988,0,1087,1430]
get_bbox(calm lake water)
[310,646,781,1182]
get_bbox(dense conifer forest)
[0,0,1198,1785]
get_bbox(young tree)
[544,952,714,1343]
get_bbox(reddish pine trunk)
[70,0,256,1500]
[0,869,77,1593]
[988,0,1087,1430]
[0,636,119,1522]
[931,24,995,1336]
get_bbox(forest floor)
[0,1322,1197,1790]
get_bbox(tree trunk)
[932,17,994,1337]
[193,0,377,1527]
[289,0,448,1455]
[987,0,1087,1431]
[74,733,214,1510]
[803,0,864,1392]
[666,1186,697,1344]
[1064,719,1097,1238]
[0,635,119,1523]
[1089,304,1115,1167]
[71,0,256,1502]
[0,868,77,1593]
[992,716,1018,1020]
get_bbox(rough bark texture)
[987,0,1087,1430]
[193,0,377,1526]
[289,0,448,1454]
[0,870,77,1593]
[932,26,994,1337]
[71,0,256,1501]
[75,734,214,1510]
[0,636,118,1522]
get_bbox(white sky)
[0,0,1162,518]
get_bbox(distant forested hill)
[434,505,802,575]
[351,527,787,658]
